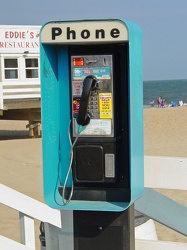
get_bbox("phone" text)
[52,27,120,40]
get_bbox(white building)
[0,25,41,136]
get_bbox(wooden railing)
[0,184,61,250]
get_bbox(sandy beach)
[0,106,187,248]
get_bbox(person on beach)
[157,96,162,108]
[149,100,154,107]
[161,99,166,108]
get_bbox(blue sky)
[1,0,186,80]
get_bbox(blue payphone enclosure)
[40,19,144,211]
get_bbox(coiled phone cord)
[61,121,82,205]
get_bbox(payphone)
[40,19,144,211]
[71,55,115,182]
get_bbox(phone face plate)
[71,55,114,137]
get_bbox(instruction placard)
[99,93,113,119]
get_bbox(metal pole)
[74,205,135,250]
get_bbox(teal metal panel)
[58,46,72,185]
[40,43,60,207]
[125,21,144,203]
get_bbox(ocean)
[143,79,187,108]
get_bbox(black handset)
[77,75,99,126]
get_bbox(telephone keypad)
[87,95,99,118]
